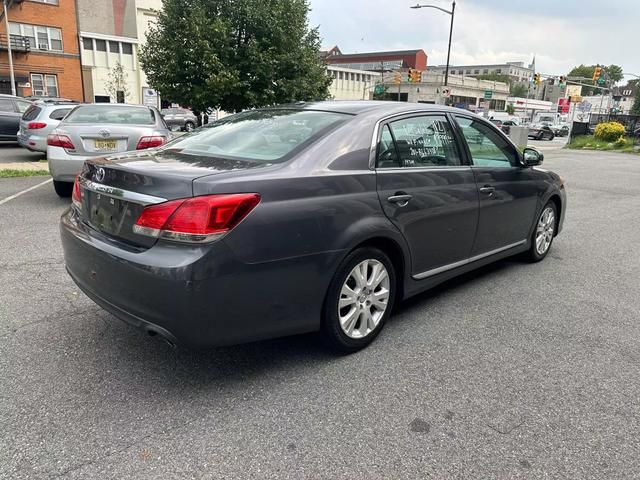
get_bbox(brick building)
[324,48,428,72]
[0,0,83,100]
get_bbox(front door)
[453,114,539,256]
[375,114,479,277]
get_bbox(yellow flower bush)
[594,121,626,142]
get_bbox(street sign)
[483,90,493,100]
[374,84,385,95]
[442,87,451,98]
[479,101,491,110]
[142,87,159,107]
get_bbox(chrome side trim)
[79,177,167,206]
[412,240,527,280]
[376,166,471,174]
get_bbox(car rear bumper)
[60,207,340,348]
[47,146,96,182]
[18,132,48,152]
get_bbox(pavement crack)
[486,419,525,435]
[0,306,98,339]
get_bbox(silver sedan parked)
[47,103,171,197]
[18,100,78,153]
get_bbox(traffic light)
[548,77,555,86]
[592,66,602,81]
[559,76,566,86]
[408,68,422,83]
[393,72,401,85]
[534,73,541,86]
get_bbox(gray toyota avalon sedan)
[60,101,566,352]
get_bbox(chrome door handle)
[479,186,495,194]
[387,194,413,206]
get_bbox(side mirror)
[523,147,544,166]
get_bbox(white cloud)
[310,0,640,82]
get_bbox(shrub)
[614,136,627,148]
[594,121,625,142]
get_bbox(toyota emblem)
[99,129,111,139]
[95,168,106,182]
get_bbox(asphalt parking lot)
[2,147,639,479]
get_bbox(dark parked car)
[0,94,33,141]
[61,102,566,352]
[528,124,555,140]
[161,107,198,131]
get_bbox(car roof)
[76,103,154,108]
[271,100,479,117]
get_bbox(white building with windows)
[327,66,380,101]
[77,0,161,105]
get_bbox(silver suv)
[18,101,78,153]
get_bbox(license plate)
[95,139,117,151]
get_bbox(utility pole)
[3,0,16,96]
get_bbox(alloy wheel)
[338,259,390,339]
[535,206,555,255]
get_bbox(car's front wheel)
[526,202,557,262]
[184,121,195,132]
[321,247,396,352]
[53,180,73,198]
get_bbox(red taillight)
[133,193,261,243]
[47,134,75,149]
[27,122,47,129]
[136,136,166,150]
[72,175,82,209]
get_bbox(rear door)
[0,98,20,139]
[375,113,479,278]
[452,114,539,256]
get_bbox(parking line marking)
[0,178,53,206]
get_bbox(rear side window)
[64,105,155,125]
[49,108,71,121]
[22,105,42,121]
[163,109,348,163]
[380,115,461,168]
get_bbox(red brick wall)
[0,0,83,100]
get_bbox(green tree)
[140,0,331,113]
[568,64,625,95]
[505,103,515,115]
[631,87,640,115]
[510,82,528,98]
[105,61,131,103]
[473,73,512,85]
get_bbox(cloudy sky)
[308,0,639,83]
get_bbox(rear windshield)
[22,105,41,121]
[162,109,348,162]
[64,105,155,125]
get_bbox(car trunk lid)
[77,150,271,248]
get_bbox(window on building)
[474,69,479,74]
[82,37,93,50]
[496,69,502,73]
[30,74,58,97]
[466,69,471,74]
[122,43,133,55]
[9,22,62,51]
[95,39,107,52]
[108,41,119,53]
[29,0,59,4]
[483,69,489,74]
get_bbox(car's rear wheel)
[526,202,557,262]
[321,247,396,352]
[184,121,195,132]
[53,180,73,198]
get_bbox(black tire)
[53,180,73,198]
[525,201,557,262]
[537,132,544,140]
[184,121,195,132]
[548,133,555,141]
[321,247,396,353]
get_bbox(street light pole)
[410,1,456,86]
[2,0,16,96]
